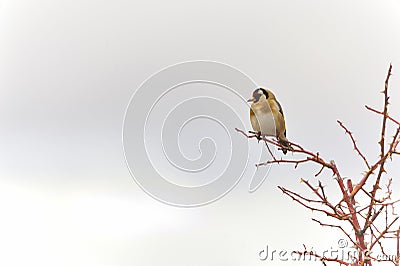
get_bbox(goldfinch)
[248,88,289,154]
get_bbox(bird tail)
[279,139,290,154]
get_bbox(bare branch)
[365,105,400,126]
[311,218,359,248]
[237,64,399,266]
[338,120,370,169]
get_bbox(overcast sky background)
[1,1,400,265]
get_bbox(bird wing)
[275,100,284,117]
[269,99,287,138]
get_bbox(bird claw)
[256,132,262,142]
[249,131,262,142]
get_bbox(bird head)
[247,88,271,103]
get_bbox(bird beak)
[247,97,254,103]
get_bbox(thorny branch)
[236,64,400,266]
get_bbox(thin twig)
[338,120,370,168]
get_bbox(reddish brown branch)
[365,105,400,126]
[278,186,345,219]
[236,64,399,266]
[363,127,400,234]
[371,63,393,208]
[370,217,399,251]
[311,218,359,248]
[338,120,370,169]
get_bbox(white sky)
[1,0,400,265]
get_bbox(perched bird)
[248,88,290,154]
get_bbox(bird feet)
[277,137,292,155]
[248,131,262,142]
[255,131,262,143]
